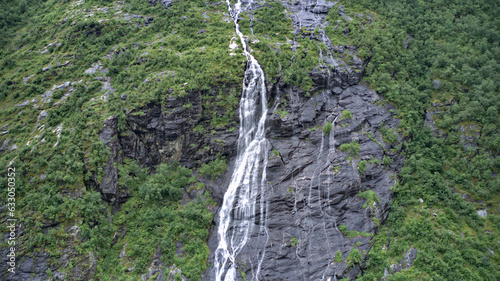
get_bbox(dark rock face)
[2,2,403,280]
[0,246,53,281]
[203,77,402,280]
[89,65,402,281]
[262,85,400,281]
[97,116,126,202]
[122,92,239,169]
[93,90,240,202]
[200,2,403,281]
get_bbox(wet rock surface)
[87,55,402,281]
[203,76,402,280]
[200,2,403,280]
[0,2,403,280]
[279,0,365,86]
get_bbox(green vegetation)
[333,165,340,173]
[347,248,362,266]
[239,270,247,281]
[339,141,360,158]
[291,237,298,247]
[341,109,353,120]
[323,121,333,135]
[236,2,324,91]
[358,160,367,176]
[339,224,373,240]
[0,0,237,279]
[326,0,500,279]
[358,190,381,209]
[199,154,227,181]
[103,163,214,279]
[380,126,398,145]
[139,163,194,202]
[334,250,343,262]
[382,156,393,166]
[275,109,290,119]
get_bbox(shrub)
[339,224,348,235]
[347,248,362,266]
[358,190,381,209]
[335,250,343,262]
[358,160,367,175]
[341,109,353,120]
[323,121,333,135]
[339,141,360,158]
[139,163,193,202]
[199,154,227,180]
[53,90,64,100]
[380,126,398,145]
[275,110,289,119]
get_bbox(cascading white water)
[329,115,339,155]
[214,1,269,280]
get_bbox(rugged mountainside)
[204,73,403,281]
[0,0,498,281]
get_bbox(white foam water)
[214,1,269,280]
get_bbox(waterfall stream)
[214,1,269,280]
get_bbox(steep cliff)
[0,0,498,280]
[205,70,403,281]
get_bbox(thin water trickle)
[329,115,339,155]
[214,1,269,280]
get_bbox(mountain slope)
[0,0,498,280]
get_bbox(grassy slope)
[0,0,240,279]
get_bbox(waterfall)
[329,115,339,155]
[214,1,269,280]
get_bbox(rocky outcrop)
[148,0,173,9]
[391,247,419,273]
[0,247,53,281]
[203,76,402,280]
[0,2,403,280]
[280,0,365,84]
[84,1,402,280]
[93,90,240,202]
[97,116,127,202]
[199,2,403,280]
